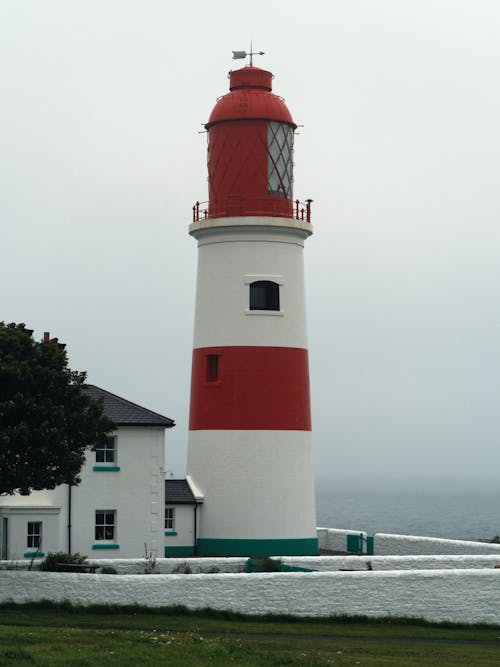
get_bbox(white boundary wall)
[0,557,248,574]
[4,554,500,573]
[374,533,500,556]
[280,555,500,571]
[317,528,367,552]
[2,569,500,624]
[87,557,248,574]
[317,528,500,556]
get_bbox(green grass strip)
[0,602,500,667]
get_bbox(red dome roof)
[205,66,296,129]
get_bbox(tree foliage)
[0,322,115,495]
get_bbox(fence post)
[306,199,313,223]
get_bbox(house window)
[95,436,116,463]
[27,521,41,549]
[206,355,219,382]
[165,507,175,531]
[95,510,116,541]
[249,280,280,311]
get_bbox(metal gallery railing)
[192,198,312,223]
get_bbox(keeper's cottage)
[0,386,174,560]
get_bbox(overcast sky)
[2,1,499,481]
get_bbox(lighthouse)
[186,61,317,557]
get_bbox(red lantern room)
[204,66,298,219]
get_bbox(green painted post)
[346,533,362,554]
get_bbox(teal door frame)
[1,517,8,560]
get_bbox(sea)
[315,477,500,542]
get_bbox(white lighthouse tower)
[186,62,317,556]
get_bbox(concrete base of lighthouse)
[187,430,318,557]
[196,538,318,557]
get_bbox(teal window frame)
[27,521,42,550]
[165,507,175,531]
[95,510,116,542]
[92,544,120,550]
[95,435,117,464]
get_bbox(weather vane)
[232,41,265,66]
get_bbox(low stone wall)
[316,528,500,557]
[2,569,500,624]
[280,554,500,570]
[374,533,500,556]
[5,553,500,574]
[0,557,248,574]
[317,527,367,553]
[89,557,248,574]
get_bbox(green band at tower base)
[196,537,318,557]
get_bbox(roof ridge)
[85,384,175,426]
[165,478,199,504]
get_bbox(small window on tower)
[249,281,280,311]
[206,354,219,382]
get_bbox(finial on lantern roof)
[232,40,265,66]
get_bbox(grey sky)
[2,1,499,481]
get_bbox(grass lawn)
[0,604,500,666]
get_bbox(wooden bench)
[56,563,99,573]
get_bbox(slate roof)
[84,385,175,428]
[165,479,198,504]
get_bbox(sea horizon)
[315,476,500,542]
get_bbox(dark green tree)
[0,322,115,495]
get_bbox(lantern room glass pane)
[268,122,293,198]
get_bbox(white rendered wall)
[71,427,165,558]
[0,426,166,559]
[165,505,195,550]
[3,569,500,624]
[0,507,60,560]
[187,430,316,539]
[374,533,500,556]
[190,218,312,349]
[0,487,66,508]
[0,485,67,561]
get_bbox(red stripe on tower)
[189,346,311,431]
